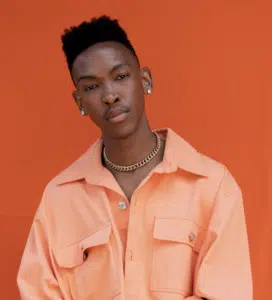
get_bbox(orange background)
[1,1,270,299]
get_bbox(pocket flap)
[153,218,205,252]
[53,224,112,268]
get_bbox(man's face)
[71,41,152,139]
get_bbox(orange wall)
[1,1,270,299]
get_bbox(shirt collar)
[54,128,207,186]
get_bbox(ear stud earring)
[147,89,152,95]
[80,108,87,116]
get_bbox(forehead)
[72,41,138,79]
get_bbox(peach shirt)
[17,128,252,300]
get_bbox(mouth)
[107,111,129,124]
[106,107,129,124]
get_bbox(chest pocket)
[53,224,120,300]
[151,218,206,297]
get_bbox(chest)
[50,176,212,300]
[113,169,150,202]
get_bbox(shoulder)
[199,151,241,195]
[40,139,100,205]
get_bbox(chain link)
[103,132,161,172]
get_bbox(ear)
[73,90,81,108]
[140,67,153,95]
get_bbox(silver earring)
[147,89,152,94]
[80,108,87,116]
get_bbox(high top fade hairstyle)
[61,15,139,73]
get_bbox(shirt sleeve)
[17,191,64,299]
[185,168,253,300]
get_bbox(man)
[17,15,252,300]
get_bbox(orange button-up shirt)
[17,128,252,300]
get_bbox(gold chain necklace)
[103,132,161,172]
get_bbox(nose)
[102,93,120,105]
[102,83,120,105]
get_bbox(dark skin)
[71,41,165,201]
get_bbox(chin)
[103,122,138,140]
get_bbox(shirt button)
[189,232,196,242]
[118,201,127,210]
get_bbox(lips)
[106,107,128,120]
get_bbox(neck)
[102,115,156,166]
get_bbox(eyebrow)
[77,62,130,83]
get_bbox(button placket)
[124,195,138,278]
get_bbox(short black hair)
[61,15,139,72]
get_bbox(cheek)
[130,77,144,93]
[81,92,100,110]
[131,85,145,110]
[81,95,103,122]
[126,80,145,105]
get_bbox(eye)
[115,73,129,81]
[84,84,98,92]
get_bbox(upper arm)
[17,193,64,299]
[192,168,253,300]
